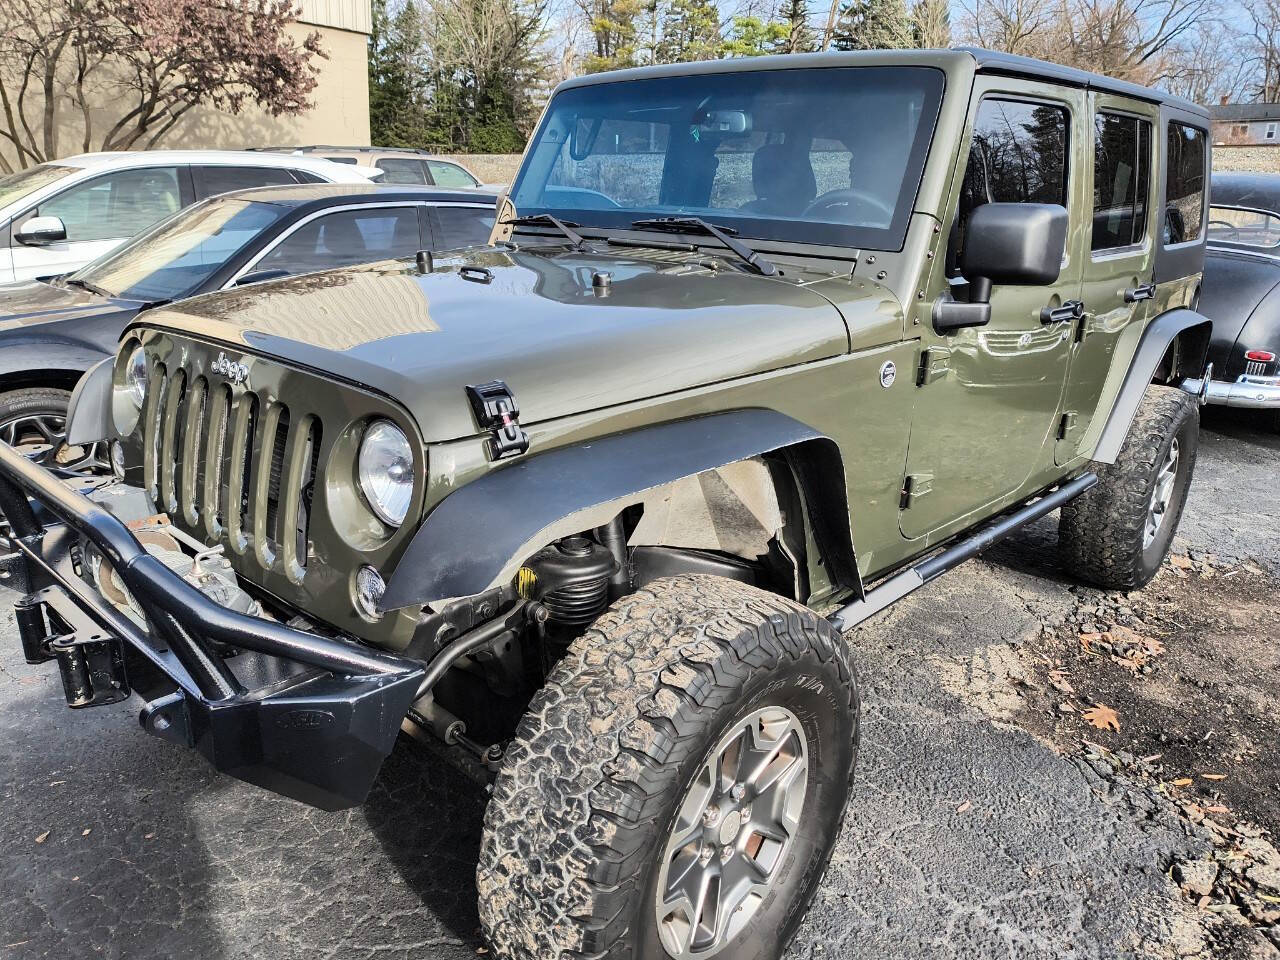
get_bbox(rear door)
[900,79,1086,542]
[1056,93,1158,464]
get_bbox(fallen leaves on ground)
[34,831,49,844]
[956,800,972,813]
[1083,703,1121,732]
[1172,777,1194,787]
[1203,773,1228,781]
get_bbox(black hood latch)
[466,380,530,461]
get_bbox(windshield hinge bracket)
[466,380,529,461]
[917,347,951,386]
[900,473,934,509]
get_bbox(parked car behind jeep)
[1189,171,1280,431]
[0,183,496,473]
[0,49,1213,960]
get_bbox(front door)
[1056,93,1159,464]
[900,80,1088,542]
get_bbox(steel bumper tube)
[0,441,426,811]
[1182,374,1280,409]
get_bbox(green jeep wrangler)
[2,48,1212,960]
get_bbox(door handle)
[1040,299,1084,325]
[1124,282,1156,303]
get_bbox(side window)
[293,170,327,184]
[1091,112,1151,251]
[950,97,1069,272]
[323,157,358,165]
[426,161,479,188]
[195,165,299,198]
[1207,207,1280,248]
[376,158,428,184]
[259,207,420,275]
[1164,123,1207,245]
[36,167,182,242]
[432,206,496,248]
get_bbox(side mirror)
[934,203,1068,333]
[234,268,291,287]
[15,215,67,246]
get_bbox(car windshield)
[510,65,945,250]
[70,197,285,302]
[0,163,76,210]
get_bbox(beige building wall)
[0,0,370,169]
[166,20,371,152]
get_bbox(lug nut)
[730,784,746,802]
[719,845,733,863]
[702,804,720,826]
[699,845,713,864]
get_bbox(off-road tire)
[1059,385,1199,590]
[477,575,859,960]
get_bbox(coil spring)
[542,576,610,628]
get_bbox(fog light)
[110,440,126,479]
[354,565,385,621]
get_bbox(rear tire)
[1059,385,1199,590]
[477,575,859,960]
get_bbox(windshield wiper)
[64,277,113,298]
[630,217,777,277]
[502,213,587,250]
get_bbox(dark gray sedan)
[0,183,497,467]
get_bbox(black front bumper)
[0,442,425,811]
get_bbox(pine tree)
[832,0,913,50]
[654,0,722,63]
[721,15,791,56]
[777,0,817,52]
[368,0,434,147]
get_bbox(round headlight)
[125,346,148,406]
[357,420,413,526]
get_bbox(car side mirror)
[15,215,67,246]
[934,203,1068,333]
[234,268,291,287]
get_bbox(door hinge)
[917,347,951,386]
[1057,411,1077,440]
[900,473,934,509]
[466,380,529,461]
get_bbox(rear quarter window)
[1164,123,1207,245]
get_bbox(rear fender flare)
[1092,308,1212,464]
[379,410,861,611]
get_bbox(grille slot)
[138,348,337,584]
[1245,359,1271,378]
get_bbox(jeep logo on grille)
[211,352,249,385]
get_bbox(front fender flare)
[1092,308,1212,464]
[380,410,858,611]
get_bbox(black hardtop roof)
[554,47,1207,118]
[959,48,1207,116]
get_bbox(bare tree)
[0,0,324,172]
[1244,0,1280,100]
[956,0,1056,56]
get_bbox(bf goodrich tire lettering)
[476,575,860,960]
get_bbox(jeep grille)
[142,361,321,579]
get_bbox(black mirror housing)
[961,202,1068,296]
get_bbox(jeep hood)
[135,247,860,441]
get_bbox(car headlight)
[357,420,413,526]
[125,346,147,406]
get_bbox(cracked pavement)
[2,409,1277,959]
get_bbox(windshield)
[71,198,285,302]
[0,163,76,211]
[511,65,944,250]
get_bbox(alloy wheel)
[654,705,809,958]
[1144,437,1180,549]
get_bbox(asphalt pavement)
[2,408,1277,960]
